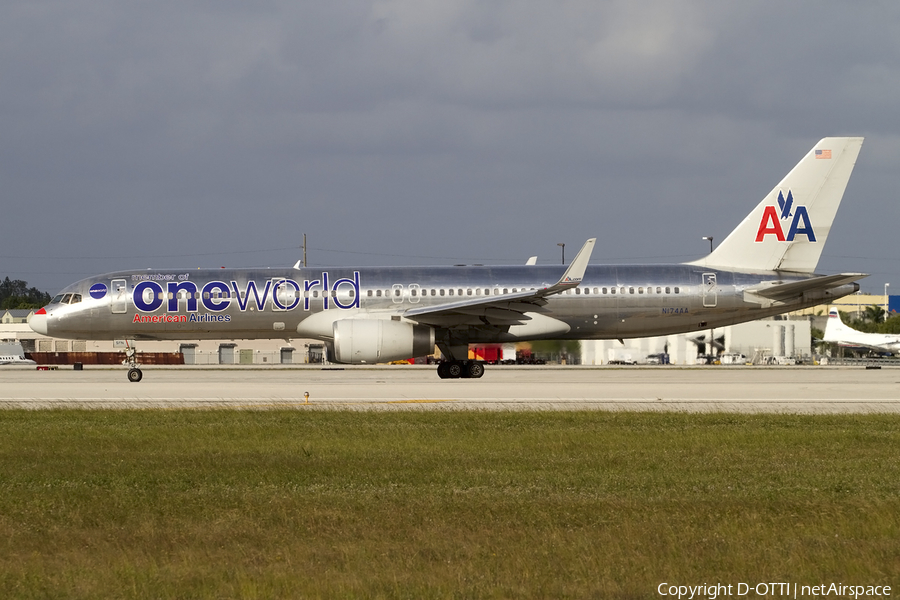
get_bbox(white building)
[580,318,811,365]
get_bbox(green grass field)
[1,410,898,599]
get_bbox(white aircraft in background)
[823,307,900,353]
[0,342,37,365]
[31,137,867,381]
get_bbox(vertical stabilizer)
[690,137,863,273]
[823,307,854,344]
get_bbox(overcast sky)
[2,1,898,296]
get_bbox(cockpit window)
[51,294,64,304]
[62,294,73,304]
[70,294,82,304]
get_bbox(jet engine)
[333,319,435,364]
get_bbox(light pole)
[557,243,565,265]
[702,236,714,253]
[885,283,890,322]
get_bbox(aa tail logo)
[755,190,816,242]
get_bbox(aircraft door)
[702,273,717,308]
[271,279,299,311]
[111,279,127,314]
[408,283,421,304]
[391,284,404,304]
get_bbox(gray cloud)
[2,0,898,293]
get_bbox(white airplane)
[823,307,900,353]
[31,137,867,381]
[0,342,37,365]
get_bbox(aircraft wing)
[403,238,595,328]
[746,273,867,303]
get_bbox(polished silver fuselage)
[38,264,856,343]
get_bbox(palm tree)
[862,305,886,325]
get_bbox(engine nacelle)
[333,319,435,364]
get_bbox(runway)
[1,364,899,412]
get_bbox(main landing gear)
[124,345,142,382]
[437,360,485,379]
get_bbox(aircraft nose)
[30,307,48,335]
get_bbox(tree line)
[840,305,900,334]
[0,277,51,310]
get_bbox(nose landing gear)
[124,345,143,382]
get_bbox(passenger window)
[376,290,382,297]
[657,287,662,294]
[610,288,616,295]
[638,287,643,294]
[458,289,463,296]
[313,291,319,298]
[449,289,454,296]
[467,289,472,296]
[503,289,508,294]
[411,289,417,297]
[674,287,680,294]
[602,288,607,294]
[367,290,373,297]
[394,289,401,297]
[629,287,635,294]
[575,288,581,295]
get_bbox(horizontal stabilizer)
[745,273,866,305]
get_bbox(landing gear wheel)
[127,368,143,383]
[437,363,450,379]
[467,361,485,379]
[447,362,463,378]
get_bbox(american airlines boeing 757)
[31,137,866,381]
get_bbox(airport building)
[0,317,321,366]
